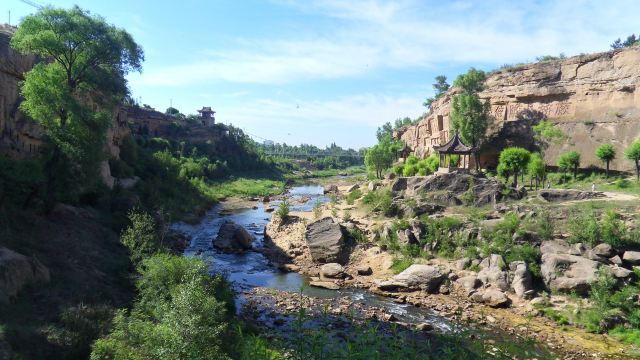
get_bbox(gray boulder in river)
[213,220,254,252]
[304,217,345,264]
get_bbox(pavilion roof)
[197,106,215,113]
[433,132,476,154]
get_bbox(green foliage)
[346,226,368,244]
[600,210,627,247]
[392,164,405,176]
[460,177,476,205]
[611,34,640,49]
[567,210,600,247]
[498,147,531,188]
[453,67,486,94]
[275,199,290,220]
[595,144,616,176]
[11,6,143,207]
[557,151,581,180]
[365,136,400,179]
[527,153,546,188]
[423,75,450,110]
[0,156,44,209]
[390,257,414,274]
[625,139,640,180]
[120,208,162,265]
[505,243,542,279]
[346,189,362,205]
[402,164,418,177]
[362,188,396,216]
[533,121,564,141]
[451,68,490,166]
[535,54,566,62]
[91,254,235,360]
[312,200,322,219]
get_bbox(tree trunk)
[44,147,61,214]
[513,171,518,188]
[636,160,639,181]
[573,165,578,180]
[605,161,609,178]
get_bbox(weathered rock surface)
[0,247,50,303]
[356,265,373,275]
[541,253,600,294]
[320,263,344,279]
[538,189,605,202]
[309,281,340,290]
[304,217,345,264]
[509,261,533,299]
[592,243,615,258]
[389,264,446,293]
[481,287,511,308]
[392,173,515,206]
[323,184,338,194]
[213,220,254,252]
[478,254,509,291]
[623,251,640,265]
[456,275,481,295]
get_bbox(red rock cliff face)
[400,47,640,172]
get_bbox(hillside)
[400,47,640,171]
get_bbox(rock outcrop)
[304,217,345,264]
[399,47,640,172]
[0,247,50,303]
[538,189,605,202]
[213,220,254,252]
[381,264,446,293]
[540,240,601,294]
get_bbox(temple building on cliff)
[197,106,216,127]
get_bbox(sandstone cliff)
[400,47,640,172]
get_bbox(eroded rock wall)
[401,47,640,171]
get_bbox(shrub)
[568,211,600,246]
[362,188,396,216]
[390,257,413,274]
[506,243,541,279]
[345,189,362,205]
[402,164,418,177]
[406,155,419,166]
[275,199,290,220]
[92,255,234,359]
[392,164,405,176]
[600,210,627,247]
[312,200,322,219]
[120,208,162,265]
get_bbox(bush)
[91,255,235,359]
[120,208,162,265]
[402,164,418,177]
[568,211,600,246]
[390,257,413,274]
[345,189,362,205]
[362,188,396,216]
[600,210,627,247]
[275,199,290,220]
[392,164,405,176]
[312,200,322,219]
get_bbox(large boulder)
[456,275,481,295]
[478,254,509,291]
[481,287,511,308]
[0,247,50,303]
[213,221,254,252]
[592,243,615,258]
[538,189,605,202]
[320,263,344,279]
[323,184,339,194]
[509,261,533,299]
[391,264,446,292]
[541,253,600,295]
[623,251,640,265]
[304,217,345,264]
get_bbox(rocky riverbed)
[257,174,639,358]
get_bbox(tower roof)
[433,132,476,154]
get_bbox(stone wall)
[400,47,640,172]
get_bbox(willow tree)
[450,68,490,170]
[11,6,143,209]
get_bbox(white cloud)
[132,0,640,87]
[217,93,425,148]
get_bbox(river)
[171,183,553,357]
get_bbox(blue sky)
[3,0,640,149]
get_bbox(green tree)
[625,140,640,180]
[120,208,162,265]
[528,153,545,190]
[558,150,581,180]
[498,147,531,188]
[376,122,393,142]
[450,68,490,169]
[11,6,143,209]
[595,144,616,177]
[365,136,398,179]
[423,75,450,110]
[611,34,639,49]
